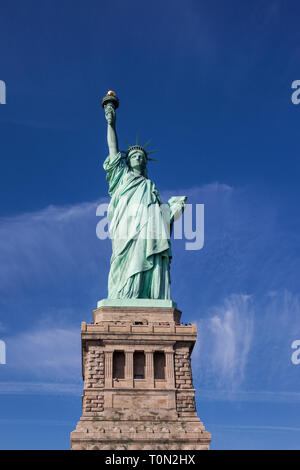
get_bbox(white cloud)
[209,294,253,384]
[212,424,300,432]
[193,294,254,389]
[0,198,111,296]
[192,289,300,395]
[196,389,300,404]
[6,323,81,382]
[0,381,81,396]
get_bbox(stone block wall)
[176,393,196,414]
[83,393,104,414]
[174,351,193,389]
[174,349,197,415]
[83,345,105,415]
[84,345,105,389]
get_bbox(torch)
[101,90,119,110]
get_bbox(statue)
[102,91,186,300]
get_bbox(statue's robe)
[104,152,186,299]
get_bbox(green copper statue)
[102,91,186,300]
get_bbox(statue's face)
[128,150,146,171]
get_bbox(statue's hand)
[105,104,116,126]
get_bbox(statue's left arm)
[168,196,187,223]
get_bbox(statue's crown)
[122,136,157,162]
[127,145,147,156]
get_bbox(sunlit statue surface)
[102,91,186,301]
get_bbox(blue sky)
[0,0,300,449]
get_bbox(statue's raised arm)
[102,91,119,159]
[102,92,124,196]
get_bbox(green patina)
[97,298,177,309]
[101,92,186,303]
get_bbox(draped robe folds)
[104,152,186,299]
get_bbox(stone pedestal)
[70,304,211,450]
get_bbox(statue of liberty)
[102,91,186,301]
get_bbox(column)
[145,351,154,387]
[165,351,175,387]
[104,351,113,388]
[125,351,133,387]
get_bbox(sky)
[0,0,300,450]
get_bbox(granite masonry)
[70,305,211,450]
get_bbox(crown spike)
[123,137,131,148]
[143,139,152,149]
[124,136,158,162]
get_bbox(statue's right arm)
[107,124,119,160]
[103,105,125,194]
[105,105,119,160]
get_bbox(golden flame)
[107,90,116,96]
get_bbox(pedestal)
[70,303,211,450]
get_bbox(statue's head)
[127,148,147,172]
[123,137,157,178]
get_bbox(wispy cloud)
[212,424,300,432]
[0,199,107,295]
[0,381,81,396]
[208,294,254,385]
[0,418,74,426]
[5,323,81,382]
[192,289,300,395]
[193,294,254,389]
[196,389,300,404]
